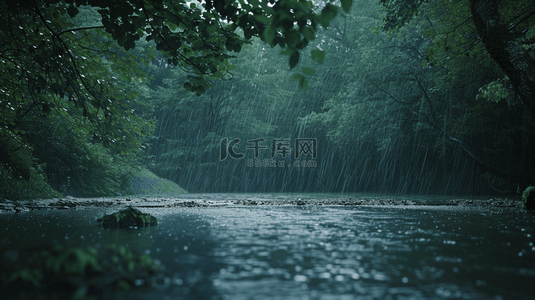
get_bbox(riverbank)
[0,194,522,213]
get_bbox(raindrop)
[135,279,145,286]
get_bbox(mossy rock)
[522,186,535,209]
[97,207,158,229]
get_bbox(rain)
[1,0,535,299]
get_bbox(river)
[1,194,534,299]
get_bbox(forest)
[1,0,534,199]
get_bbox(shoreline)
[0,195,522,212]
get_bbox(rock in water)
[97,206,157,229]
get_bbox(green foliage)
[44,245,101,275]
[3,267,43,288]
[311,48,326,64]
[0,161,63,200]
[293,0,535,194]
[341,0,354,12]
[1,243,162,298]
[521,186,535,209]
[97,207,158,229]
[139,0,535,195]
[0,2,157,198]
[0,0,352,198]
[379,0,426,31]
[476,78,518,106]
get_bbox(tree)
[469,0,535,110]
[380,0,535,112]
[0,0,353,197]
[293,0,535,194]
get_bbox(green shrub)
[1,243,162,298]
[0,164,62,200]
[521,186,535,209]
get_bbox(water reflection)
[1,202,534,299]
[199,206,535,299]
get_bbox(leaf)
[225,40,234,52]
[289,51,300,69]
[319,4,338,28]
[195,85,205,96]
[301,26,315,41]
[302,67,315,76]
[299,77,308,90]
[311,48,326,64]
[9,268,43,286]
[291,73,305,82]
[254,15,271,23]
[341,0,353,12]
[67,4,79,18]
[262,24,276,45]
[233,43,242,53]
[279,48,294,56]
[244,27,254,39]
[291,74,308,89]
[285,29,301,48]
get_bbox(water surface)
[1,195,534,299]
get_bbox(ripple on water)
[1,202,534,299]
[196,206,535,299]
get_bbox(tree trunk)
[470,0,535,111]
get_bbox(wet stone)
[97,206,158,229]
[48,199,77,208]
[14,205,30,212]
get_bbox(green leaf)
[299,78,308,90]
[319,4,338,28]
[233,43,242,53]
[285,29,301,48]
[67,5,79,18]
[311,48,326,64]
[291,73,305,82]
[291,74,308,89]
[279,48,294,56]
[302,67,315,76]
[225,40,234,52]
[254,15,271,23]
[263,24,276,45]
[341,0,352,12]
[289,51,300,69]
[244,27,254,39]
[301,26,315,41]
